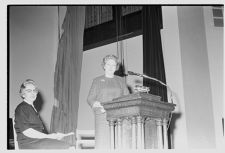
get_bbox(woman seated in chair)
[14,79,72,149]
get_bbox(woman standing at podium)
[87,54,129,149]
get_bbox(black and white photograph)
[1,0,224,151]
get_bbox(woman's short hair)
[101,54,119,70]
[19,79,37,98]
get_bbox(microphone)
[127,70,174,104]
[127,71,143,77]
[127,71,176,130]
[127,71,166,87]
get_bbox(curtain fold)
[50,6,85,145]
[142,6,167,102]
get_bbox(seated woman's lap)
[19,138,71,149]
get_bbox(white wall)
[178,6,216,148]
[162,6,223,149]
[9,6,58,131]
[77,36,143,130]
[161,6,188,149]
[203,6,224,148]
[124,36,143,93]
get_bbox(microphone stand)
[141,74,177,132]
[133,73,174,104]
[129,72,175,130]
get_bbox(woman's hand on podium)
[92,101,105,113]
[92,101,101,108]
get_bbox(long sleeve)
[118,77,129,95]
[87,75,130,108]
[87,79,97,107]
[123,82,129,95]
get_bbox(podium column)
[156,119,163,149]
[109,120,115,149]
[162,119,168,149]
[131,116,137,149]
[141,117,145,149]
[137,116,143,149]
[117,118,122,149]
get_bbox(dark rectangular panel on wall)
[212,6,224,27]
[83,6,142,51]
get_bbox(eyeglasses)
[24,89,38,93]
[105,63,117,67]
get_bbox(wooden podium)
[102,92,176,149]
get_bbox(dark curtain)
[50,6,85,145]
[142,6,167,102]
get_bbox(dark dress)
[14,101,70,149]
[87,75,129,149]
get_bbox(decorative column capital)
[131,116,137,124]
[117,118,122,125]
[155,118,163,126]
[162,118,168,125]
[109,120,115,126]
[136,116,142,123]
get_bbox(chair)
[12,117,19,150]
[76,129,95,149]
